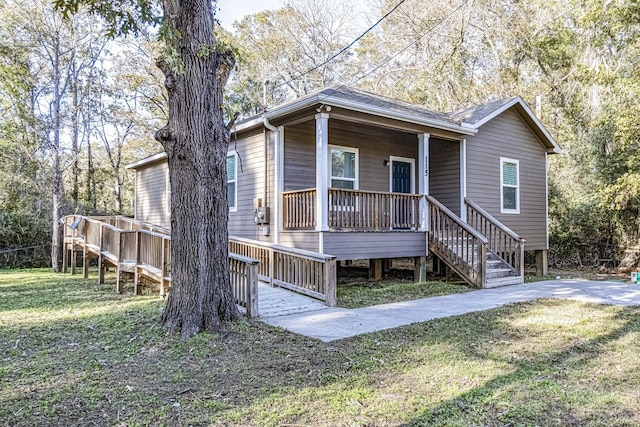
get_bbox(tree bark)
[158,0,241,338]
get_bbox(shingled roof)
[448,97,519,125]
[317,85,457,125]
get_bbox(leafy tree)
[56,0,243,337]
[227,0,358,114]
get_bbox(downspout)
[263,116,280,244]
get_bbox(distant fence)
[0,244,50,268]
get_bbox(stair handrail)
[426,195,488,287]
[464,198,524,242]
[427,196,488,244]
[465,197,525,277]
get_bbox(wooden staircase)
[427,196,525,288]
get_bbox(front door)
[389,157,415,228]
[392,160,412,194]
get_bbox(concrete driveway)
[261,279,640,342]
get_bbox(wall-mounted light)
[383,160,390,167]
[316,104,332,113]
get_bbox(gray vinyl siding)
[279,231,320,252]
[429,138,461,215]
[283,119,419,192]
[322,232,427,260]
[228,130,275,243]
[466,109,548,250]
[135,162,170,228]
[283,121,316,191]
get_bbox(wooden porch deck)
[281,188,525,288]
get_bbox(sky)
[215,0,370,32]
[216,0,284,29]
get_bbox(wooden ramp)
[63,215,338,318]
[252,282,330,318]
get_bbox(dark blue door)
[392,161,411,193]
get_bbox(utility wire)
[273,0,409,90]
[349,0,471,85]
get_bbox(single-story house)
[126,85,560,288]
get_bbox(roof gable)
[449,96,561,153]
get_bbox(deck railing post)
[158,236,166,296]
[478,242,487,288]
[115,229,124,293]
[324,256,337,307]
[62,216,69,273]
[268,247,275,287]
[98,224,105,284]
[246,261,259,317]
[516,239,525,277]
[134,231,141,294]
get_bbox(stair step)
[485,267,514,279]
[484,275,524,288]
[485,260,504,268]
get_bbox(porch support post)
[414,256,427,282]
[315,113,329,231]
[460,138,467,222]
[273,126,284,244]
[369,258,383,281]
[418,133,430,231]
[535,249,548,277]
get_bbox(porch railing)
[465,198,525,276]
[282,188,423,231]
[283,188,316,229]
[229,235,337,306]
[427,195,488,288]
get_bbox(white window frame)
[500,157,520,214]
[166,168,171,216]
[328,145,359,190]
[328,145,359,212]
[227,152,237,212]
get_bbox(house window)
[166,168,171,216]
[500,157,519,213]
[330,146,358,189]
[227,153,237,211]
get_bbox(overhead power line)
[273,0,409,90]
[349,0,471,86]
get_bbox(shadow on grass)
[400,300,640,426]
[0,271,135,313]
[2,269,640,426]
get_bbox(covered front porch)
[270,109,470,240]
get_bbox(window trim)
[328,145,359,190]
[388,156,415,194]
[500,157,520,214]
[227,152,237,212]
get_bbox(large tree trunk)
[156,0,241,338]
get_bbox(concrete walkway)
[261,280,640,342]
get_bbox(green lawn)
[1,269,639,426]
[338,279,471,308]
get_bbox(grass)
[338,279,472,308]
[2,269,640,426]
